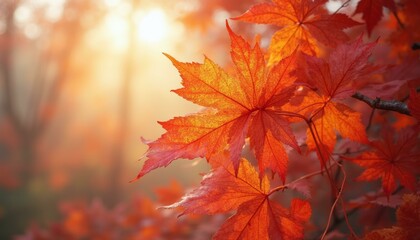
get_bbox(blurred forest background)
[0,0,268,238]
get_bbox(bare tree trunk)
[0,0,37,183]
[107,0,138,205]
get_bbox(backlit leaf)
[233,0,360,64]
[135,23,299,181]
[166,158,311,239]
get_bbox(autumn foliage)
[133,0,420,239]
[5,0,420,239]
[15,182,222,240]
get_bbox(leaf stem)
[320,159,359,240]
[332,0,351,15]
[366,107,376,130]
[268,159,339,196]
[268,185,287,195]
[307,122,335,186]
[273,110,308,121]
[392,11,405,30]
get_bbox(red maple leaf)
[166,157,311,239]
[408,88,420,121]
[289,37,376,162]
[135,22,299,182]
[363,193,420,239]
[233,0,360,64]
[353,0,397,36]
[351,129,420,197]
[396,193,420,237]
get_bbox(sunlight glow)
[136,9,168,43]
[104,14,128,51]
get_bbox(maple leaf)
[356,57,420,100]
[289,38,376,162]
[135,22,299,182]
[297,36,378,100]
[351,129,420,198]
[167,158,311,239]
[233,0,360,64]
[304,93,368,163]
[353,0,397,36]
[363,193,420,240]
[396,194,420,238]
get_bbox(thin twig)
[320,161,346,239]
[339,199,359,239]
[392,11,405,29]
[268,161,339,195]
[307,121,356,238]
[352,92,411,115]
[332,168,342,221]
[332,0,351,15]
[308,122,335,188]
[322,182,405,237]
[366,107,376,130]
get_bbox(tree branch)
[352,92,411,116]
[412,42,420,50]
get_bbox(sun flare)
[104,14,128,50]
[136,9,168,43]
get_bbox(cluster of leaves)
[134,0,420,239]
[15,181,225,240]
[363,193,420,239]
[14,191,419,240]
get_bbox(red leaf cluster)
[133,0,420,239]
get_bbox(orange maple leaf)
[233,0,360,64]
[135,22,299,181]
[352,129,420,198]
[301,92,368,163]
[289,38,376,162]
[167,157,311,239]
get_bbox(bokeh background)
[0,0,272,238]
